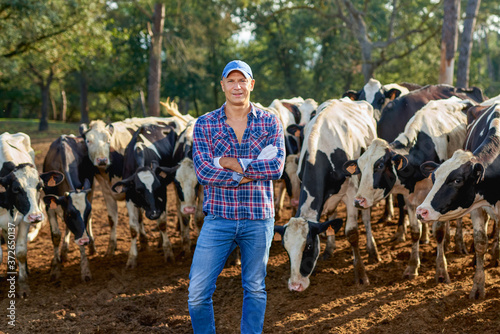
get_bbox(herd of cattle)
[1,81,500,301]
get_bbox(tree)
[439,0,460,84]
[456,0,481,88]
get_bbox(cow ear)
[1,161,16,175]
[342,90,360,101]
[286,124,304,138]
[392,154,408,171]
[0,177,6,193]
[420,161,440,178]
[473,163,485,184]
[156,165,180,184]
[82,178,92,193]
[316,218,343,234]
[43,195,63,210]
[79,123,89,137]
[385,88,402,101]
[274,225,286,242]
[40,171,64,187]
[112,179,130,194]
[108,124,114,136]
[342,160,360,176]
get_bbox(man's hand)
[219,157,244,174]
[239,177,254,184]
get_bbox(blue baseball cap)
[221,60,253,80]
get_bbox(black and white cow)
[344,97,470,283]
[343,78,416,121]
[112,124,179,268]
[0,132,63,296]
[172,119,204,256]
[378,84,486,143]
[42,135,95,282]
[80,115,190,256]
[275,99,378,291]
[416,103,500,299]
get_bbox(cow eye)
[376,162,384,170]
[12,186,20,194]
[36,183,43,191]
[453,178,463,184]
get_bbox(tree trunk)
[80,70,89,124]
[439,0,460,84]
[61,89,67,122]
[147,3,165,117]
[139,89,147,117]
[456,0,481,88]
[50,92,57,120]
[39,82,51,131]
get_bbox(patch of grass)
[0,118,80,139]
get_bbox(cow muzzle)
[182,206,196,215]
[416,207,430,221]
[147,210,162,220]
[26,212,44,223]
[95,157,109,166]
[76,236,90,246]
[354,197,368,209]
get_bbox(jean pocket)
[205,214,217,220]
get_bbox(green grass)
[0,118,81,139]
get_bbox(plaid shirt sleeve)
[192,116,241,188]
[243,114,285,180]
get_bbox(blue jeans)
[188,214,274,334]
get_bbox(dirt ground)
[1,137,500,333]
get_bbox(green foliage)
[1,0,500,124]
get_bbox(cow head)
[416,150,484,222]
[80,120,112,167]
[343,139,406,209]
[112,163,179,220]
[43,179,92,246]
[275,217,343,292]
[174,158,200,215]
[0,162,64,223]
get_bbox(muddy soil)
[1,137,499,333]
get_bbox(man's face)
[220,71,255,107]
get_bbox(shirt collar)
[217,102,258,120]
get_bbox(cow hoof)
[89,243,97,256]
[321,251,334,261]
[356,275,370,285]
[81,273,92,282]
[126,258,137,269]
[50,259,62,281]
[105,244,116,257]
[18,283,30,298]
[454,243,468,255]
[435,271,451,284]
[403,267,419,280]
[419,238,430,245]
[377,216,392,225]
[469,285,485,299]
[391,233,406,244]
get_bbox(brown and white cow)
[416,103,500,299]
[275,99,378,291]
[344,97,471,282]
[0,132,63,296]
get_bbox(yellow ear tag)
[326,225,335,236]
[159,171,167,178]
[274,232,282,241]
[49,199,58,210]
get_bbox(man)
[188,60,285,333]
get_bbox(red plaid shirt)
[193,103,285,220]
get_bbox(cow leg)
[87,217,97,256]
[362,208,380,263]
[377,194,394,224]
[79,245,92,282]
[126,201,141,269]
[16,221,30,298]
[47,209,63,281]
[433,221,451,284]
[27,221,44,242]
[420,220,430,244]
[470,209,488,299]
[138,209,148,248]
[158,211,175,263]
[102,191,119,257]
[322,196,342,260]
[176,197,192,257]
[443,221,451,253]
[454,218,468,254]
[489,212,499,267]
[60,227,72,263]
[346,202,369,285]
[403,203,421,279]
[391,195,407,243]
